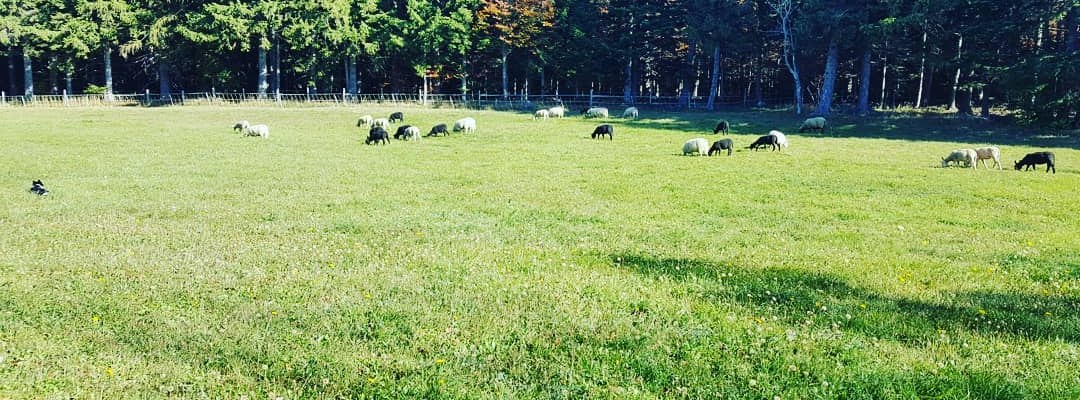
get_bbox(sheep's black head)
[1014,161,1022,170]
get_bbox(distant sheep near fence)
[799,117,828,133]
[581,107,609,119]
[713,120,729,135]
[548,106,566,118]
[534,109,550,120]
[622,107,639,119]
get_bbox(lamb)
[394,125,420,140]
[389,112,404,123]
[683,138,710,156]
[622,107,639,119]
[233,120,250,132]
[941,149,978,169]
[427,123,449,137]
[748,135,780,151]
[548,106,566,118]
[534,109,550,120]
[974,146,1002,170]
[1014,152,1056,174]
[453,117,477,133]
[372,118,391,128]
[799,117,828,133]
[708,139,734,156]
[581,107,609,119]
[591,124,614,140]
[713,120,730,135]
[365,126,389,145]
[28,180,49,195]
[768,130,789,149]
[356,115,374,127]
[243,124,270,138]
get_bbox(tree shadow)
[610,253,1080,344]
[615,108,1080,149]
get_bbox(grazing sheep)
[404,126,421,141]
[581,107,609,119]
[591,124,614,140]
[622,107,639,119]
[974,146,1002,170]
[453,117,477,133]
[799,117,828,133]
[427,123,449,137]
[748,135,780,151]
[713,120,730,135]
[28,180,49,196]
[356,115,374,127]
[548,106,566,118]
[389,112,404,123]
[683,138,710,156]
[365,126,389,145]
[233,120,250,132]
[243,124,270,138]
[941,149,978,169]
[372,118,391,128]
[534,109,550,120]
[709,139,734,156]
[1014,152,1056,174]
[393,125,415,140]
[768,130,789,149]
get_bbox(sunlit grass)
[1,105,1077,398]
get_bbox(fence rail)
[0,90,789,110]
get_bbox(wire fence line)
[0,90,791,110]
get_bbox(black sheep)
[748,135,780,151]
[365,126,390,145]
[713,120,730,135]
[427,123,448,137]
[591,124,614,140]
[389,112,404,123]
[29,180,49,195]
[709,139,734,156]
[394,125,414,140]
[1014,152,1055,174]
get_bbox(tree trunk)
[815,31,840,116]
[623,58,634,104]
[949,34,963,110]
[258,45,269,98]
[857,47,872,115]
[539,67,546,96]
[7,49,15,95]
[880,45,888,108]
[501,47,510,99]
[48,56,58,94]
[65,71,73,95]
[980,86,990,118]
[158,63,171,100]
[706,45,721,111]
[955,70,973,115]
[678,41,698,110]
[345,54,357,96]
[460,53,468,100]
[23,51,33,99]
[922,67,935,107]
[103,46,114,100]
[273,30,281,97]
[1066,6,1079,53]
[915,30,928,107]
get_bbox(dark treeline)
[1,0,1077,126]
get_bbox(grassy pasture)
[1,105,1078,399]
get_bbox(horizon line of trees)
[1,1,1077,127]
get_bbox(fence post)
[212,87,216,104]
[3,91,6,104]
[145,89,150,105]
[589,89,594,107]
[181,90,185,105]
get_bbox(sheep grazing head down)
[233,120,250,132]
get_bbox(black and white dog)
[29,180,49,195]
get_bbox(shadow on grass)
[611,253,1080,344]
[613,108,1080,150]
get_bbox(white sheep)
[534,109,550,120]
[357,115,374,126]
[404,126,421,141]
[582,107,609,118]
[768,130,789,149]
[799,117,828,133]
[453,117,477,133]
[243,124,270,138]
[622,107,639,119]
[974,146,1001,170]
[682,138,710,156]
[941,149,978,169]
[548,106,566,118]
[372,118,391,128]
[232,120,250,133]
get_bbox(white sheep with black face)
[768,130,789,149]
[453,117,477,133]
[942,149,978,169]
[357,115,374,127]
[372,118,391,128]
[233,120,250,132]
[243,124,270,138]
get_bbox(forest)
[1,0,1078,127]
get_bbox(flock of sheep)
[229,106,1058,174]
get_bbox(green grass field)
[2,105,1078,399]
